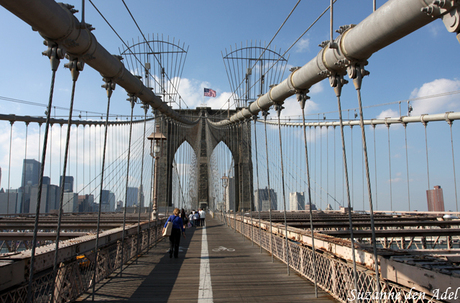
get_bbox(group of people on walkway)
[188,208,206,227]
[163,207,206,258]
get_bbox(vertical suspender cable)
[326,126,329,209]
[298,91,318,297]
[253,116,262,253]
[373,125,378,210]
[244,119,253,244]
[334,126,336,204]
[314,126,317,206]
[404,123,411,211]
[121,95,136,277]
[49,122,52,185]
[148,117,154,252]
[7,121,13,214]
[76,124,79,194]
[351,125,354,206]
[233,124,237,232]
[92,78,114,301]
[51,56,82,303]
[137,104,149,262]
[38,123,42,173]
[262,111,274,262]
[166,119,171,214]
[386,122,393,211]
[320,125,323,208]
[423,120,431,189]
[330,73,358,296]
[89,123,91,200]
[275,104,290,275]
[28,42,63,303]
[448,120,459,212]
[354,80,381,301]
[60,125,62,179]
[22,122,29,214]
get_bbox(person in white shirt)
[198,208,206,227]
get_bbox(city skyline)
[0,157,145,214]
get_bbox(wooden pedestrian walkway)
[77,216,336,302]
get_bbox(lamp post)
[148,123,166,220]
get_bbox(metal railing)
[0,218,165,303]
[220,212,442,303]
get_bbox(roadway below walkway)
[77,215,336,302]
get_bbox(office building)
[62,192,78,213]
[21,159,40,188]
[126,187,138,208]
[0,189,18,214]
[60,176,74,192]
[225,177,235,211]
[289,192,305,210]
[101,190,116,212]
[254,187,278,211]
[427,185,445,211]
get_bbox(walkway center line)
[198,226,213,303]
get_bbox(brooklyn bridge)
[0,0,460,302]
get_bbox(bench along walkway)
[77,216,337,302]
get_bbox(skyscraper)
[427,185,445,211]
[289,192,305,210]
[225,177,235,211]
[60,176,74,192]
[126,187,138,208]
[21,159,40,188]
[254,187,277,211]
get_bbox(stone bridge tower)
[154,107,253,212]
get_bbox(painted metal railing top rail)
[221,212,459,303]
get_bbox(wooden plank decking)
[77,216,337,302]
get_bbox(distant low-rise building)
[0,189,18,214]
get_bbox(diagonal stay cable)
[215,0,337,116]
[88,0,164,91]
[121,0,189,109]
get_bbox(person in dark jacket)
[163,208,185,258]
[181,208,189,229]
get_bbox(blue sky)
[0,0,460,211]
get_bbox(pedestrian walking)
[163,208,185,258]
[199,208,206,227]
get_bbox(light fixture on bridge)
[147,124,166,158]
[147,124,166,220]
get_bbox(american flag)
[204,88,216,97]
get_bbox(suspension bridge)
[0,0,460,302]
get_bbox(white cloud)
[409,78,460,116]
[174,77,236,110]
[309,82,324,94]
[377,109,399,119]
[280,96,318,118]
[427,23,441,37]
[295,38,310,53]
